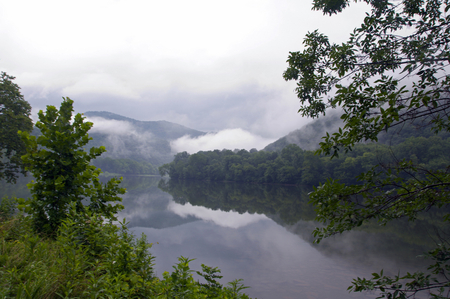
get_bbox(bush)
[0,205,252,298]
[0,196,17,221]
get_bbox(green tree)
[301,152,324,185]
[284,0,450,297]
[18,98,125,236]
[0,72,33,183]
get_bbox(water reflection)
[2,175,438,298]
[167,201,268,228]
[133,219,371,299]
[117,176,440,299]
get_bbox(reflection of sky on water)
[167,200,268,228]
[1,176,435,298]
[132,219,372,299]
[122,196,374,299]
[116,179,434,299]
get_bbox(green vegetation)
[0,174,31,199]
[283,0,450,296]
[160,135,450,186]
[92,157,158,175]
[17,98,125,236]
[0,72,33,183]
[0,97,251,298]
[264,112,450,152]
[0,198,251,298]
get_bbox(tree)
[284,0,450,297]
[284,0,450,156]
[0,72,33,183]
[18,98,125,236]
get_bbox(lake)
[0,175,438,298]
[115,176,437,299]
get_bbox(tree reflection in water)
[115,176,444,299]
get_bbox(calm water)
[1,175,438,298]
[115,176,437,299]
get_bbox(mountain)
[84,111,204,140]
[264,113,343,152]
[83,111,205,166]
[263,112,450,152]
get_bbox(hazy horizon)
[1,0,370,151]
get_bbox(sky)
[0,0,369,151]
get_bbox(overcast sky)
[0,0,368,151]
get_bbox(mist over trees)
[25,111,207,175]
[264,111,450,152]
[1,0,449,295]
[84,111,205,167]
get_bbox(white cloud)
[85,117,136,136]
[1,0,370,142]
[167,200,267,229]
[1,0,369,93]
[171,128,275,153]
[63,73,140,99]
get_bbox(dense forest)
[159,134,450,186]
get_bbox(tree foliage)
[0,72,33,183]
[160,136,450,187]
[284,0,450,297]
[284,0,450,156]
[18,98,125,236]
[283,0,450,241]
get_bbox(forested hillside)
[84,111,205,140]
[265,112,450,152]
[264,113,343,151]
[160,135,450,186]
[84,111,205,167]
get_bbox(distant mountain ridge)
[264,113,343,152]
[84,111,204,140]
[83,111,206,166]
[263,112,450,152]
